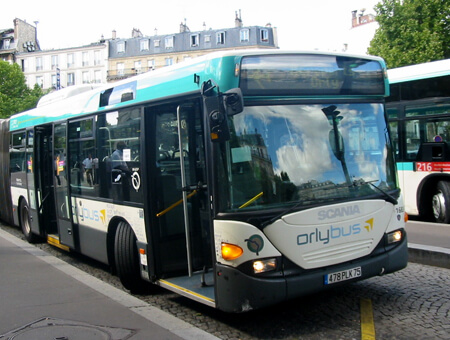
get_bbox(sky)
[2,0,380,53]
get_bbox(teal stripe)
[397,162,414,171]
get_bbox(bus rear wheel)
[19,200,41,243]
[432,181,450,223]
[114,221,148,293]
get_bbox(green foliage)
[0,60,45,118]
[368,0,450,68]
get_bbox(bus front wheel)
[432,181,450,223]
[114,221,148,293]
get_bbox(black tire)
[431,181,450,223]
[19,200,41,243]
[114,221,148,293]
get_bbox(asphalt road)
[406,219,450,249]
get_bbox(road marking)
[360,298,376,340]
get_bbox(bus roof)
[388,58,450,84]
[9,50,386,132]
[37,84,105,107]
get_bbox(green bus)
[0,50,407,312]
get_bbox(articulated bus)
[0,50,408,312]
[387,59,450,223]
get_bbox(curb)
[408,243,450,269]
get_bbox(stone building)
[7,11,278,89]
[107,12,278,81]
[14,42,108,90]
[0,18,40,64]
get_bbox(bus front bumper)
[214,237,408,312]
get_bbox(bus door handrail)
[177,105,193,277]
[155,190,198,217]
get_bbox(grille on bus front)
[302,239,373,264]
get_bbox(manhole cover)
[0,317,135,340]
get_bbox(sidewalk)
[0,228,219,340]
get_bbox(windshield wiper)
[352,178,398,205]
[260,199,306,229]
[260,182,346,229]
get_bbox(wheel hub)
[432,191,445,221]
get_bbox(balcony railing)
[107,66,155,81]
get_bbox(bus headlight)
[253,258,277,274]
[387,230,403,244]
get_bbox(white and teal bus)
[0,50,407,312]
[387,59,450,223]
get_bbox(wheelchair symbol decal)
[131,172,141,192]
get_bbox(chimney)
[112,30,117,40]
[351,10,358,28]
[235,10,243,28]
[132,28,142,38]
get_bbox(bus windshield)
[218,103,397,212]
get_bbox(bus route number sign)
[416,162,450,172]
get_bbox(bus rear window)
[239,54,386,96]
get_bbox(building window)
[82,71,89,84]
[52,74,57,88]
[117,63,124,76]
[216,32,225,45]
[134,60,142,73]
[21,59,27,72]
[140,39,149,51]
[94,51,101,65]
[3,39,10,49]
[165,36,174,49]
[36,57,43,71]
[117,41,126,53]
[36,76,43,88]
[204,35,211,43]
[191,34,199,47]
[147,59,155,71]
[51,55,59,70]
[165,58,173,66]
[240,29,249,42]
[67,53,75,68]
[94,70,101,83]
[260,29,269,42]
[82,52,89,67]
[67,73,75,86]
[154,40,160,47]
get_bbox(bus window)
[68,118,95,195]
[406,102,450,117]
[389,121,399,159]
[96,108,142,203]
[10,132,26,189]
[405,120,421,160]
[54,123,69,219]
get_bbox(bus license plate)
[324,267,361,285]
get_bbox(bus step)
[47,234,70,252]
[159,271,215,308]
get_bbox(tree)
[0,60,44,118]
[368,0,450,68]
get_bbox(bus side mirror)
[223,88,244,116]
